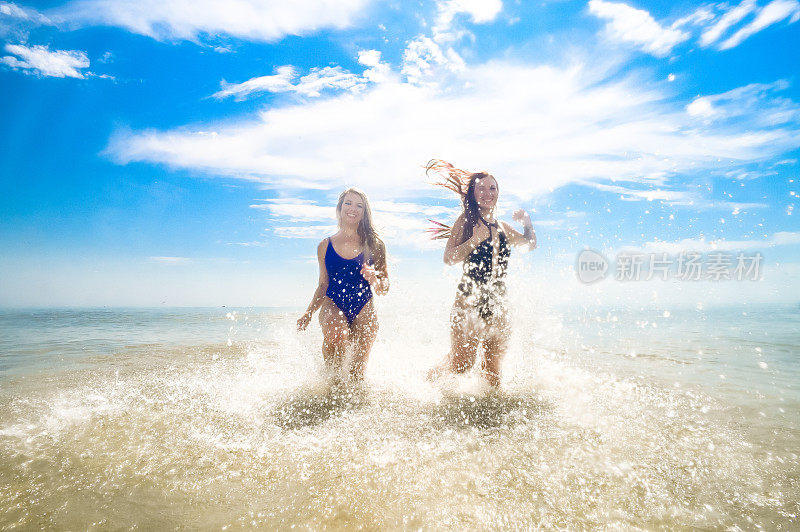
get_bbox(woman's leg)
[449,304,481,374]
[349,299,378,380]
[319,297,350,371]
[481,312,510,387]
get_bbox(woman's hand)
[471,221,491,243]
[512,208,531,227]
[297,311,312,331]
[509,208,536,250]
[361,263,379,286]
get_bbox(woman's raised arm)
[501,209,537,251]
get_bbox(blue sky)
[0,0,798,307]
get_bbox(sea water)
[0,293,798,528]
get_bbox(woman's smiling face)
[473,175,498,211]
[339,191,365,226]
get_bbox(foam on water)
[0,294,798,528]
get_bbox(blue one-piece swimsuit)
[325,239,373,325]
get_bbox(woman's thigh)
[450,301,482,371]
[351,298,378,341]
[319,297,350,342]
[482,307,510,362]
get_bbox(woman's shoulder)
[317,238,331,255]
[452,212,467,228]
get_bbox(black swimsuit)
[457,228,510,322]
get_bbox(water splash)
[0,301,798,528]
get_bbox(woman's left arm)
[374,260,390,295]
[361,242,390,295]
[502,209,537,251]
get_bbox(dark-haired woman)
[427,160,536,387]
[297,188,389,380]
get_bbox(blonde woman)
[427,160,536,387]
[297,188,389,380]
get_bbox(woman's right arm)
[444,214,483,265]
[297,239,329,331]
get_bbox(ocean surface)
[1,295,798,529]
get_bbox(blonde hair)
[336,188,386,270]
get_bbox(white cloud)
[447,0,503,24]
[287,66,365,97]
[106,56,800,203]
[591,183,693,203]
[433,0,503,42]
[401,35,465,84]
[402,0,501,85]
[250,197,459,249]
[699,0,758,46]
[1,43,89,78]
[358,49,391,83]
[592,181,770,210]
[51,0,374,42]
[686,81,800,127]
[588,0,691,57]
[635,231,800,254]
[274,225,336,239]
[252,200,334,222]
[148,256,191,264]
[718,0,800,50]
[0,1,51,42]
[1,1,51,23]
[358,49,382,67]
[214,65,365,100]
[214,66,296,100]
[672,6,716,28]
[214,51,391,101]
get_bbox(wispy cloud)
[590,182,769,211]
[273,225,336,239]
[1,1,51,24]
[699,0,758,46]
[213,51,391,101]
[686,80,800,127]
[1,43,89,78]
[251,199,333,222]
[251,197,458,248]
[635,231,800,254]
[590,183,693,203]
[214,66,363,100]
[106,54,800,202]
[587,0,690,57]
[432,0,503,42]
[401,35,466,84]
[50,0,374,42]
[0,1,52,41]
[401,0,502,85]
[148,256,191,264]
[717,0,800,50]
[598,0,800,54]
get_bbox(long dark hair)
[426,159,497,244]
[336,187,386,269]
